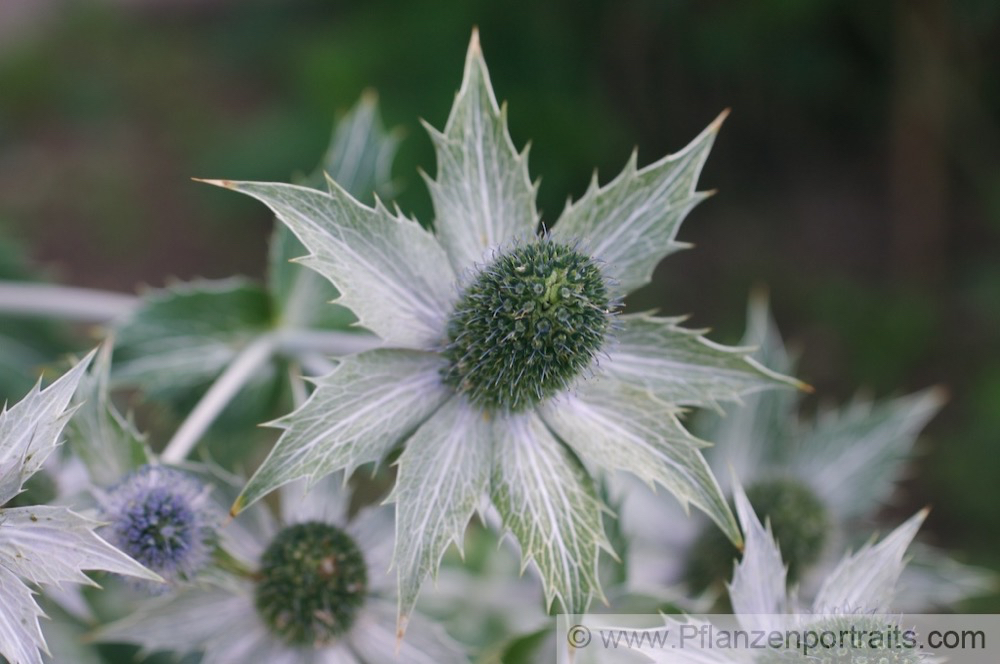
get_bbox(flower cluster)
[0,28,990,664]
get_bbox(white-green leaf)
[353,598,469,664]
[0,565,46,664]
[0,505,160,586]
[391,397,493,625]
[214,179,456,350]
[424,30,539,273]
[812,509,927,613]
[93,583,255,660]
[540,382,740,545]
[0,350,93,505]
[896,542,999,610]
[697,292,801,489]
[112,278,272,396]
[234,350,451,513]
[65,341,151,487]
[789,389,944,521]
[729,483,787,632]
[270,92,399,331]
[317,91,400,201]
[550,113,724,296]
[603,314,801,411]
[490,411,609,614]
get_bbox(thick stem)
[0,282,137,322]
[160,335,276,464]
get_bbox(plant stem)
[0,282,137,322]
[160,335,276,464]
[274,328,381,357]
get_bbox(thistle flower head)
[254,521,368,646]
[101,464,217,584]
[216,31,799,629]
[442,238,614,412]
[685,477,829,591]
[94,476,466,664]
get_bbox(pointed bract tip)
[229,496,244,518]
[468,27,481,56]
[359,87,379,104]
[710,108,732,132]
[192,178,237,189]
[798,380,816,394]
[396,615,410,651]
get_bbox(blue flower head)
[101,465,217,585]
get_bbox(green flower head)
[214,30,797,633]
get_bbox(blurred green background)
[0,0,998,610]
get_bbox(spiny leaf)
[541,380,741,546]
[551,112,726,297]
[391,397,493,626]
[490,411,610,614]
[604,313,804,411]
[812,509,928,612]
[112,278,272,396]
[0,350,94,505]
[209,179,456,350]
[0,565,47,664]
[270,92,400,331]
[0,506,161,586]
[233,350,452,514]
[65,340,151,487]
[424,28,539,273]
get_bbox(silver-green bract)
[623,485,930,664]
[0,352,161,664]
[212,31,796,628]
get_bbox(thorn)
[396,615,410,653]
[710,108,732,132]
[468,26,481,56]
[192,178,236,189]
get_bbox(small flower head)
[254,521,368,646]
[686,478,829,591]
[744,478,828,579]
[101,464,217,584]
[442,238,614,412]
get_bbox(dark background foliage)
[1,0,998,609]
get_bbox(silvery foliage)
[619,484,930,664]
[210,30,799,629]
[0,352,160,664]
[620,293,993,609]
[94,475,467,664]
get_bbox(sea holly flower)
[616,484,930,664]
[95,475,466,664]
[0,352,161,664]
[209,31,797,627]
[62,341,221,588]
[97,464,218,587]
[622,294,993,609]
